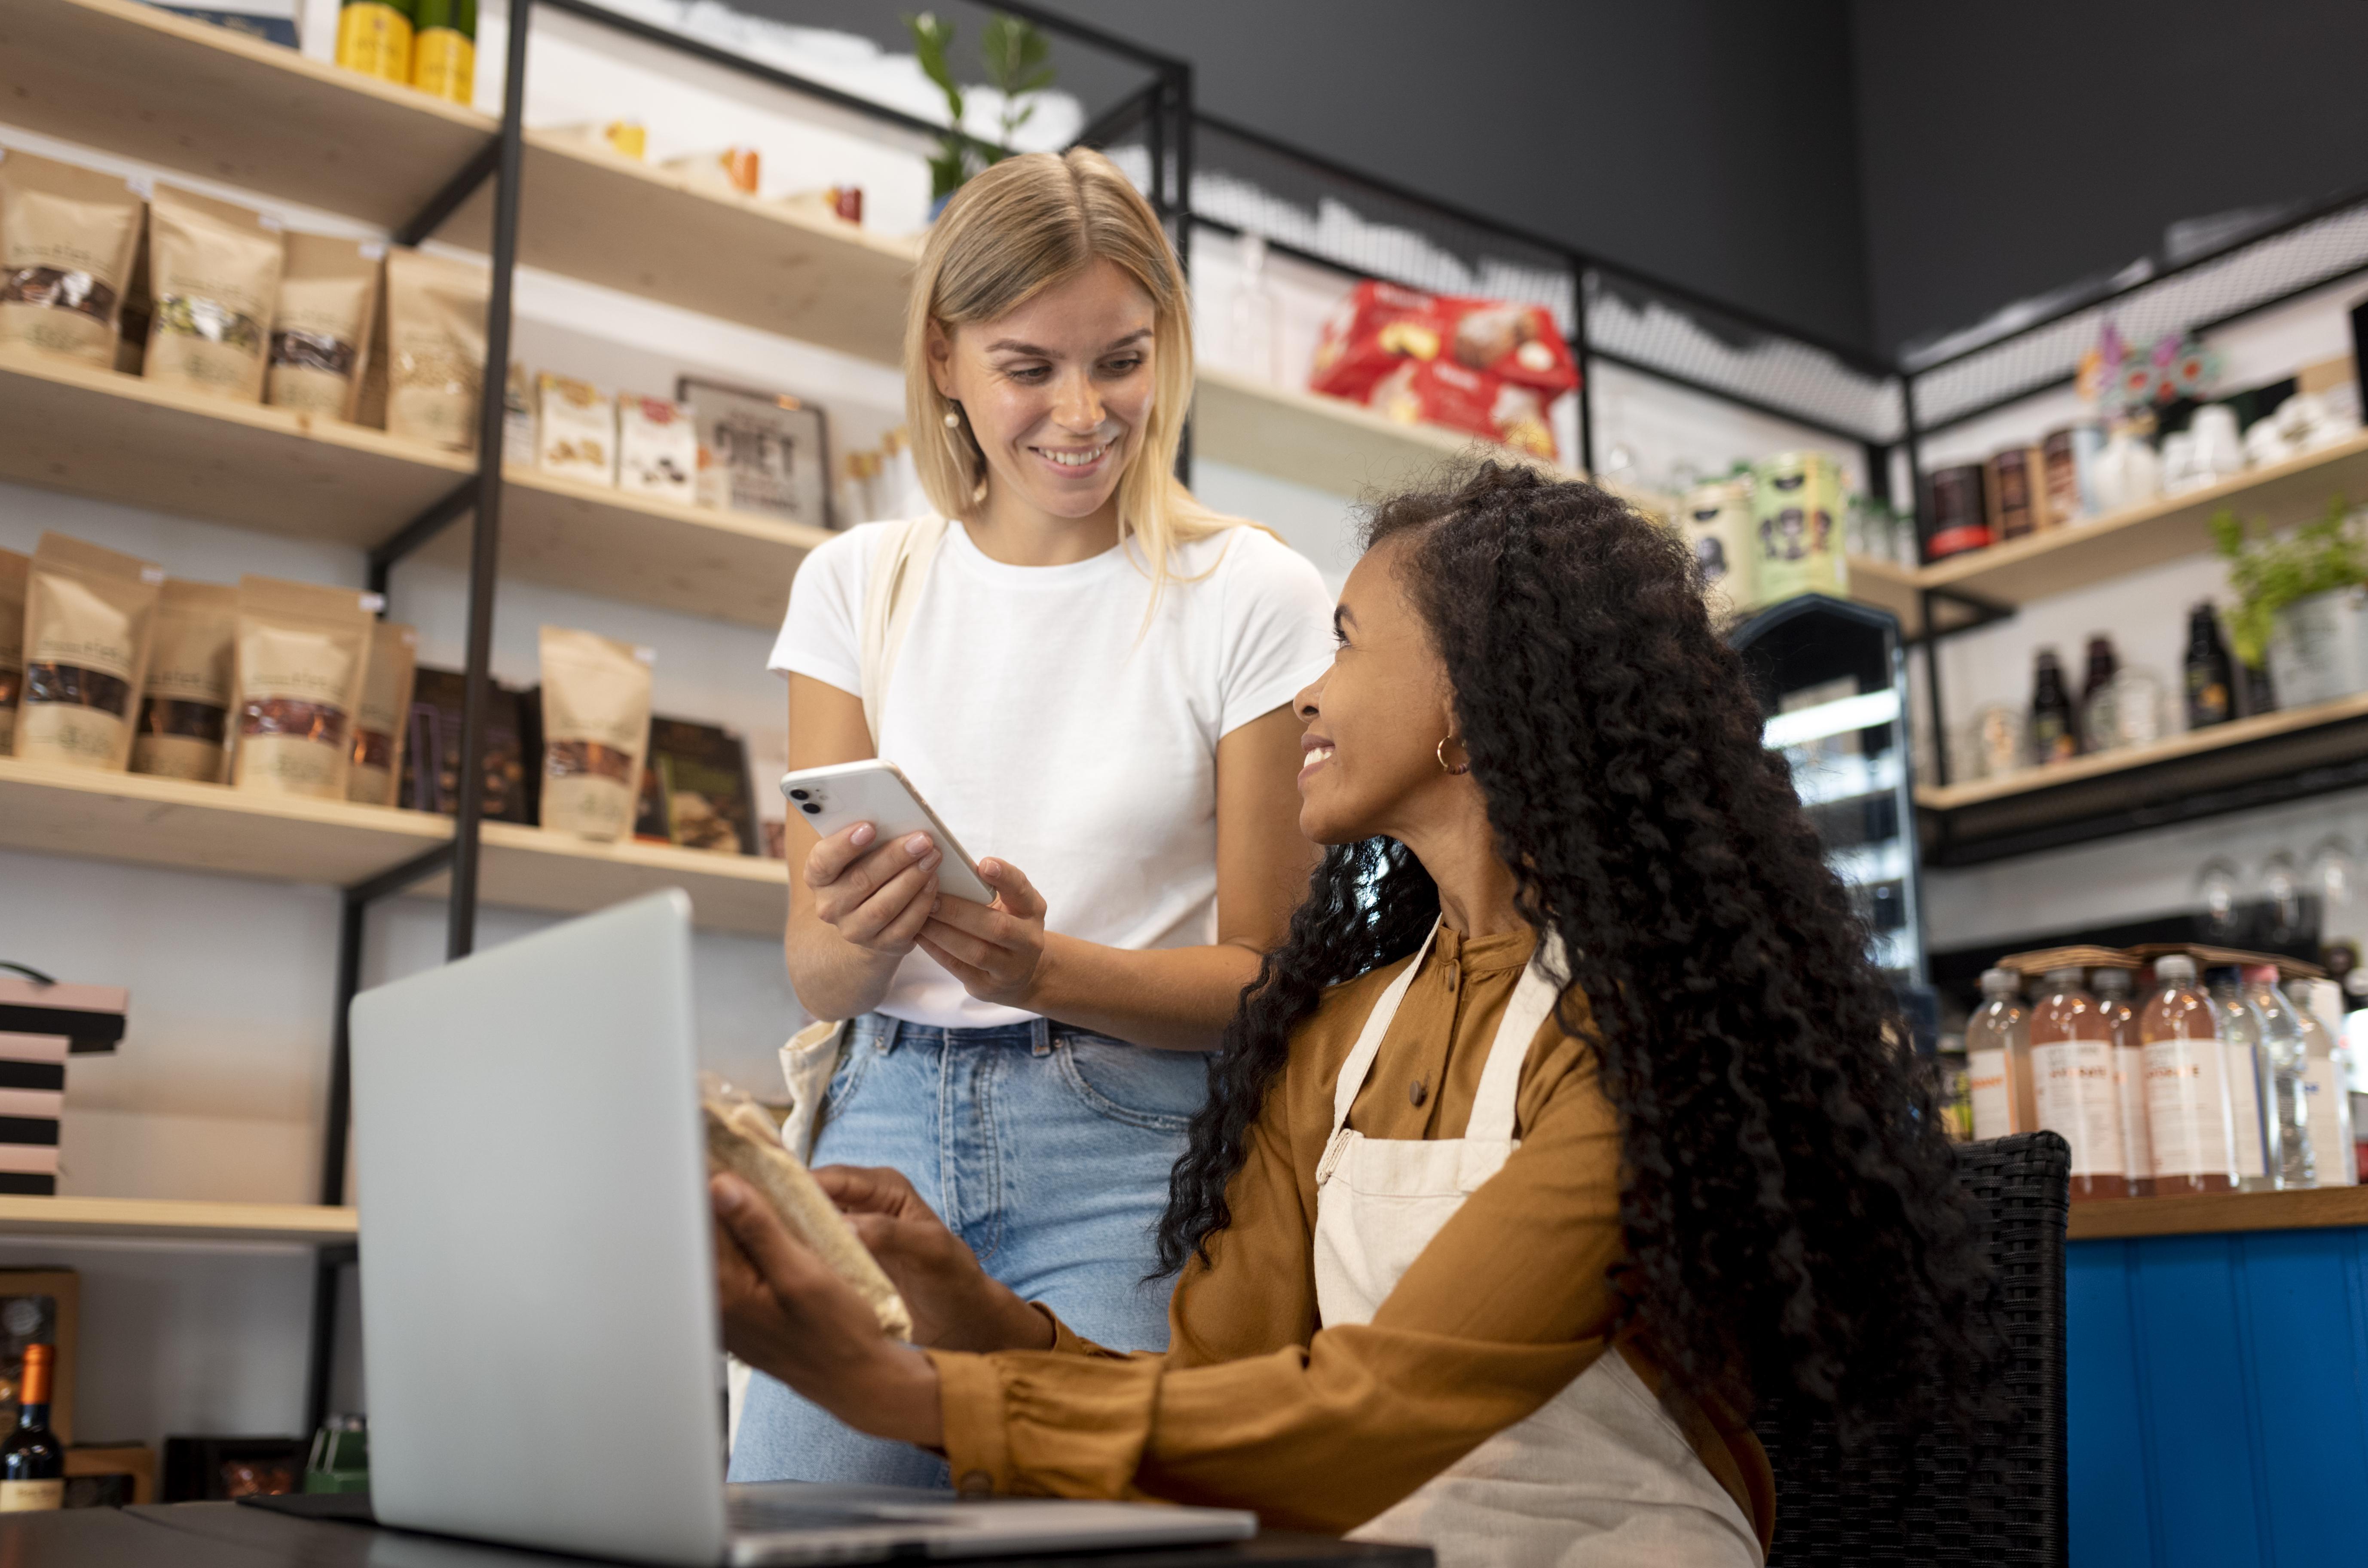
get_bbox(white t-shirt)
[770,519,1335,1028]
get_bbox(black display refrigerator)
[1729,593,1935,1042]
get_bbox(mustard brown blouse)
[926,924,1776,1547]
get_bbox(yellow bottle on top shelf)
[337,0,416,86]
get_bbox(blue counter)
[2068,1190,2368,1567]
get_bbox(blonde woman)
[739,149,1333,1485]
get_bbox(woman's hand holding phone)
[918,858,1050,1008]
[805,822,943,958]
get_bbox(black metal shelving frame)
[294,0,1195,1428]
[116,0,2352,1420]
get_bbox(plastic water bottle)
[2242,965,2314,1189]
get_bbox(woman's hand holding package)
[917,858,1049,1007]
[815,1165,1057,1354]
[712,1173,942,1446]
[806,822,942,958]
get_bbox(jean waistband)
[848,1012,1111,1053]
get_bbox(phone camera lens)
[788,789,809,801]
[801,803,822,815]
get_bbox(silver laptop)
[350,891,1255,1567]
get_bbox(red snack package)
[1310,280,1442,403]
[1432,296,1578,396]
[1370,359,1559,463]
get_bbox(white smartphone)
[779,759,997,904]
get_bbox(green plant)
[906,10,1055,205]
[2211,495,2368,667]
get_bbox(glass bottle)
[2078,635,2121,753]
[2094,967,2151,1196]
[1966,968,2033,1140]
[2183,602,2235,730]
[2292,978,2358,1188]
[2207,966,2274,1190]
[2028,966,2126,1200]
[2243,965,2315,1188]
[0,1343,63,1511]
[1224,232,1283,384]
[2028,649,2079,764]
[2141,955,2237,1195]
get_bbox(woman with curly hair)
[711,461,1990,1563]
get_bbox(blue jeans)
[729,1012,1208,1485]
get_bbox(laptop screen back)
[350,892,728,1567]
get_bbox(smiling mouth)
[1297,744,1334,782]
[1033,440,1114,470]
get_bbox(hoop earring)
[1436,736,1469,775]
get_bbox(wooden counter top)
[2068,1184,2368,1241]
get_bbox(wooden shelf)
[1917,690,2368,866]
[435,469,833,630]
[0,760,789,935]
[435,823,789,939]
[0,1195,357,1244]
[0,0,494,231]
[2069,1184,2368,1241]
[0,348,472,550]
[0,349,830,627]
[439,131,920,364]
[1841,554,1921,633]
[1918,429,2368,609]
[0,757,452,888]
[1193,366,1582,497]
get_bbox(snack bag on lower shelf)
[1370,358,1558,463]
[229,576,377,799]
[131,580,236,783]
[347,620,419,807]
[17,533,164,772]
[538,626,652,844]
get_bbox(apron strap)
[1328,920,1442,1136]
[1466,930,1570,1144]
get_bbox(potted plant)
[2212,497,2368,708]
[908,11,1056,212]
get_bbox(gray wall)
[744,0,1874,352]
[1851,0,2368,358]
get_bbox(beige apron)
[1312,922,1762,1568]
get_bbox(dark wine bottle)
[0,1345,64,1513]
[2029,648,2078,764]
[2078,634,2120,751]
[2183,602,2234,729]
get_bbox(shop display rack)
[18,0,2366,1442]
[0,1196,358,1246]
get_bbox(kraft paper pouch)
[538,625,652,843]
[16,532,163,769]
[231,576,375,799]
[346,619,418,806]
[0,548,26,755]
[381,246,488,449]
[131,579,237,782]
[144,184,283,403]
[0,149,144,367]
[268,232,381,420]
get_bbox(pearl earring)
[943,409,962,428]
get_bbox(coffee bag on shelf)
[381,247,489,450]
[537,626,652,843]
[266,233,382,421]
[0,547,26,756]
[0,150,144,367]
[144,185,283,403]
[229,576,376,799]
[15,532,163,770]
[347,619,418,807]
[130,580,236,782]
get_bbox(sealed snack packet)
[700,1075,912,1340]
[16,532,163,769]
[131,579,237,781]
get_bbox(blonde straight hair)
[904,148,1241,597]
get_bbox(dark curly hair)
[1157,460,1989,1432]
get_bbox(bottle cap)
[1979,967,2021,996]
[2093,968,2132,993]
[2156,954,2197,983]
[2043,966,2086,987]
[2243,963,2280,983]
